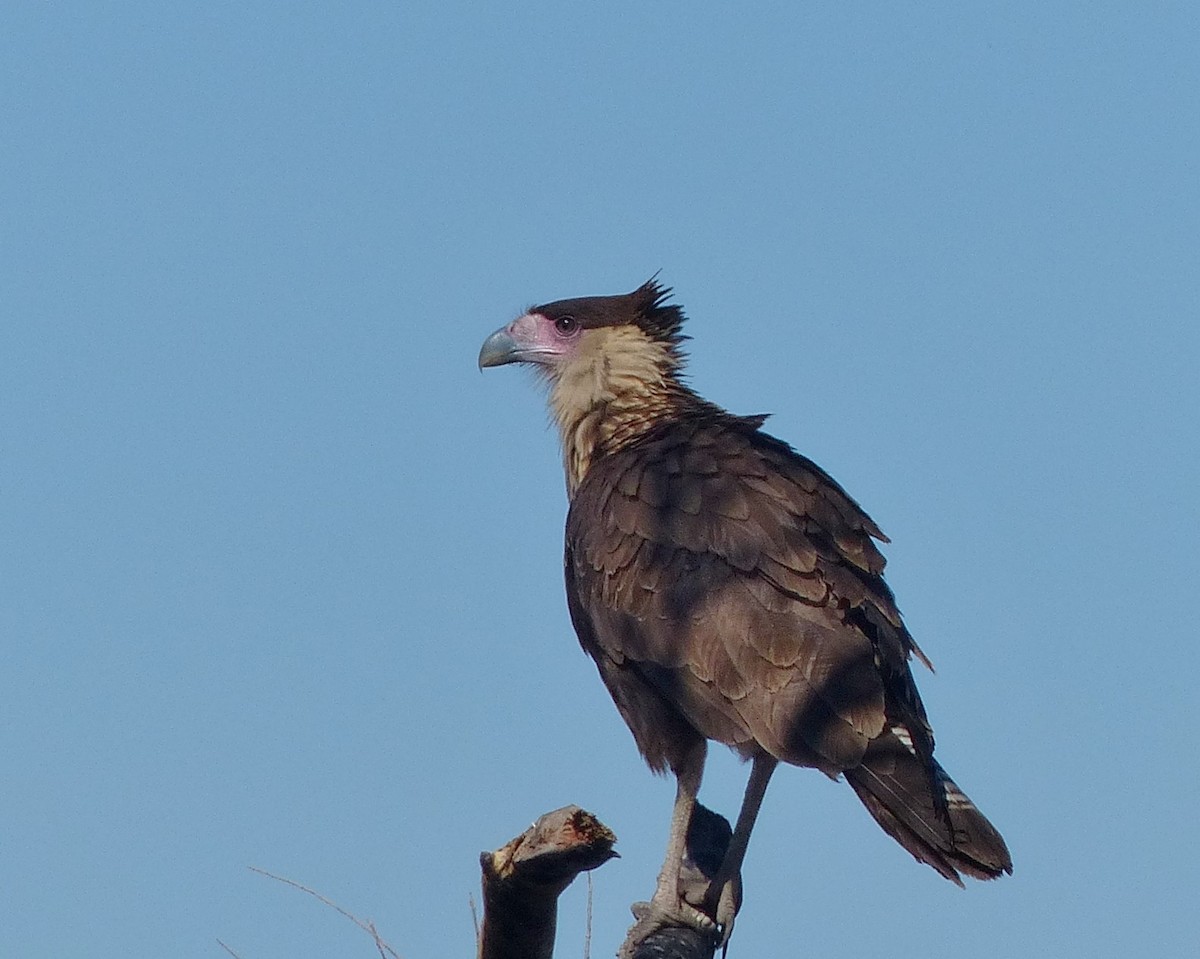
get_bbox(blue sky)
[2,2,1197,956]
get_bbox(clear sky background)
[2,3,1197,957]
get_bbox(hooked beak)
[478,326,522,369]
[478,313,559,370]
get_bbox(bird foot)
[617,897,720,958]
[636,895,717,933]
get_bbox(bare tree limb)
[478,806,617,959]
[239,802,733,959]
[625,926,718,959]
[478,802,734,959]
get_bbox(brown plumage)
[479,279,1011,938]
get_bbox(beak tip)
[478,327,519,370]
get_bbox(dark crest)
[532,276,689,349]
[627,277,687,347]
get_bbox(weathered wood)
[478,806,617,959]
[626,926,716,959]
[479,802,734,959]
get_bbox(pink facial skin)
[478,311,581,368]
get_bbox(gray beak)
[478,327,522,369]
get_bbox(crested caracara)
[479,279,1011,943]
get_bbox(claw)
[709,875,740,948]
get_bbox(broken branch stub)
[478,805,618,959]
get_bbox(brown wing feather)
[566,414,917,775]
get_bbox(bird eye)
[554,315,578,335]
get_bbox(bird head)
[478,277,686,381]
[479,277,694,491]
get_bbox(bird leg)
[651,759,704,918]
[704,752,778,944]
[620,742,715,956]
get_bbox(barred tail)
[844,727,1013,884]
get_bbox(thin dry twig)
[366,920,389,959]
[584,871,594,959]
[248,865,403,959]
[216,939,245,959]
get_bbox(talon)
[710,876,740,948]
[716,917,734,950]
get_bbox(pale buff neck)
[544,327,687,495]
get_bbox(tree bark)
[624,926,718,959]
[477,806,617,959]
[478,804,733,959]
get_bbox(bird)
[478,278,1011,944]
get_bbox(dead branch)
[478,806,617,959]
[478,803,733,959]
[237,802,732,959]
